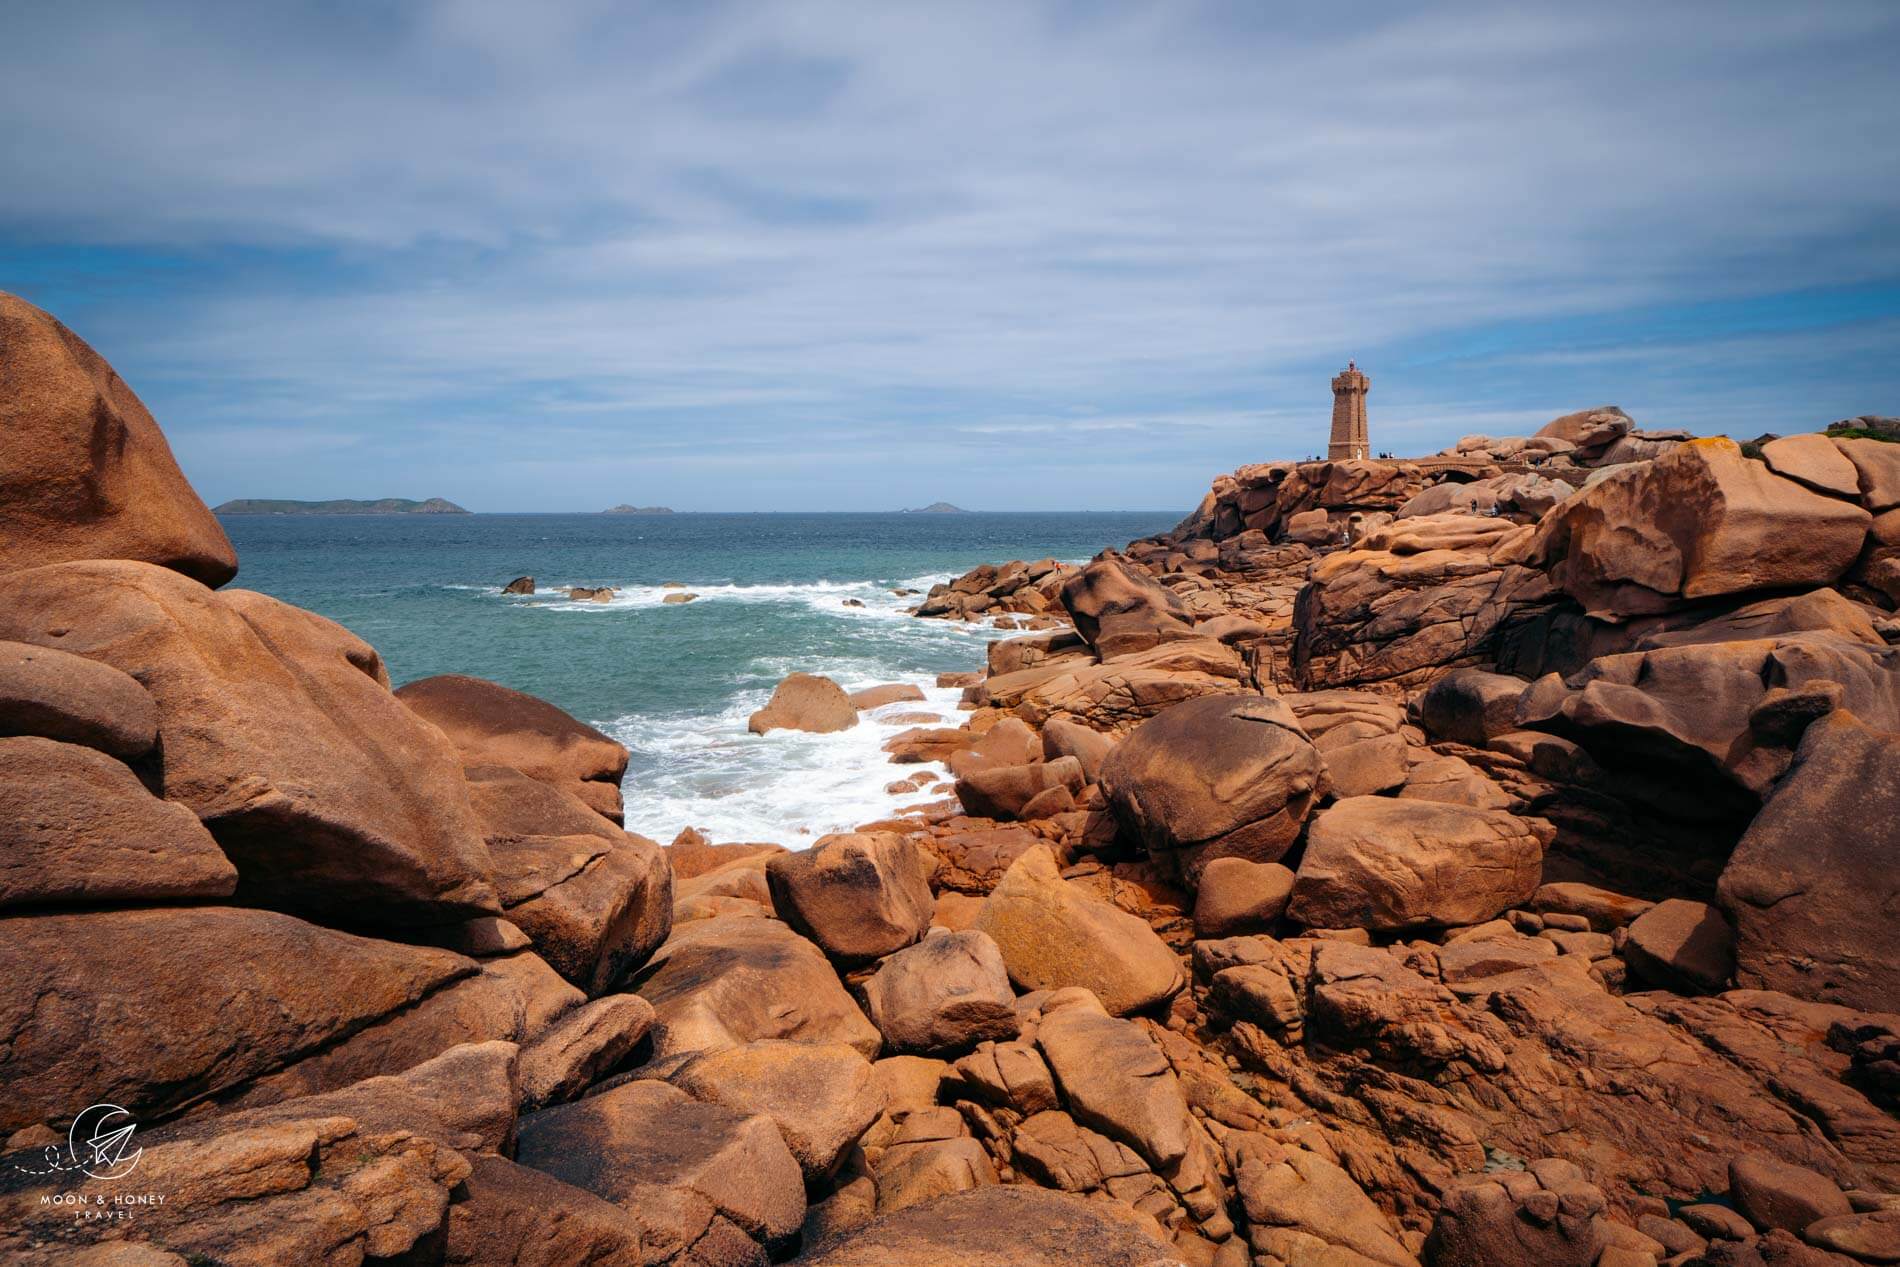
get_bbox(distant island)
[603,504,675,514]
[213,497,469,515]
[903,502,967,513]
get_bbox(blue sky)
[3,1,1897,512]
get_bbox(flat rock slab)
[798,1184,1178,1266]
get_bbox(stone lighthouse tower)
[1328,361,1370,460]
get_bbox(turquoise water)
[221,512,1174,844]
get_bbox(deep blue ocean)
[221,511,1175,845]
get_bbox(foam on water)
[601,679,976,845]
[216,511,1180,850]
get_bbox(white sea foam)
[601,679,972,846]
[496,573,959,620]
[479,568,1063,845]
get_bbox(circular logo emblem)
[68,1104,142,1180]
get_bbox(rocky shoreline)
[2,287,1897,1267]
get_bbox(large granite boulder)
[395,672,631,824]
[972,845,1184,1015]
[766,831,934,965]
[1718,710,1900,1011]
[515,1078,806,1258]
[1762,432,1862,498]
[0,639,157,759]
[664,1039,881,1181]
[797,1184,1177,1266]
[1534,405,1634,461]
[1526,437,1872,619]
[0,560,499,924]
[1622,898,1734,994]
[1099,693,1326,884]
[1286,689,1410,797]
[1058,555,1196,659]
[1414,667,1529,746]
[465,763,672,993]
[1517,630,1900,805]
[1232,1134,1420,1266]
[1033,988,1193,1170]
[0,735,237,910]
[0,1049,505,1265]
[1835,436,1900,511]
[861,929,1020,1056]
[1288,797,1550,931]
[0,291,237,587]
[632,914,882,1061]
[0,906,477,1132]
[747,671,858,735]
[1427,1161,1610,1267]
[443,1155,655,1267]
[1010,640,1252,732]
[1292,514,1553,690]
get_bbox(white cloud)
[2,0,1896,509]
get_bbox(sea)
[220,511,1177,847]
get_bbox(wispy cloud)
[1,0,1896,510]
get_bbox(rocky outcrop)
[1287,796,1550,931]
[0,735,237,909]
[1291,514,1554,690]
[1719,711,1900,1011]
[973,846,1184,1015]
[0,906,480,1132]
[1099,693,1326,884]
[0,291,237,587]
[798,1185,1178,1266]
[1058,556,1198,658]
[9,308,1900,1267]
[515,1077,807,1259]
[1527,437,1874,619]
[862,929,1019,1055]
[748,671,859,735]
[766,831,935,965]
[465,763,672,994]
[396,672,632,824]
[0,561,499,924]
[632,914,882,1062]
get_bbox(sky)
[3,1,1898,512]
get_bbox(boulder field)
[2,291,1897,1267]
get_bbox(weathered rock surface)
[748,671,859,735]
[1623,898,1734,994]
[515,1078,806,1256]
[0,906,475,1132]
[664,1039,880,1181]
[767,831,935,965]
[1719,711,1900,1011]
[1100,693,1326,884]
[1034,988,1193,1169]
[466,763,672,993]
[517,994,655,1111]
[1288,796,1549,931]
[861,929,1020,1055]
[1059,555,1197,659]
[973,845,1184,1015]
[633,914,882,1061]
[0,735,237,909]
[0,291,237,587]
[1192,857,1296,937]
[0,639,158,759]
[1292,514,1553,690]
[0,561,499,923]
[1528,438,1872,619]
[798,1184,1178,1266]
[396,672,631,824]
